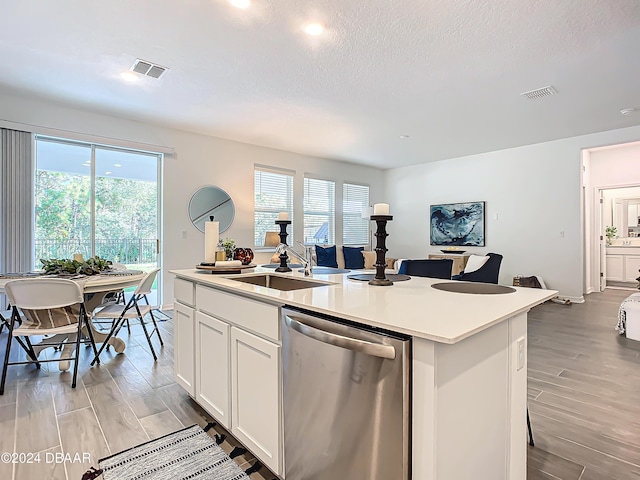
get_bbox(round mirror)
[189,186,235,233]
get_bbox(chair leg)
[143,295,163,346]
[527,407,534,446]
[71,320,84,389]
[90,316,127,366]
[23,337,41,369]
[0,325,14,395]
[83,309,100,366]
[138,315,158,361]
[147,309,164,346]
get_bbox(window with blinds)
[303,177,335,245]
[343,183,370,245]
[254,167,294,246]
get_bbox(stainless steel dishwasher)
[282,307,411,480]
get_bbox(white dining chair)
[1,278,100,395]
[90,268,164,364]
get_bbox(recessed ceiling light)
[114,164,122,167]
[120,71,139,82]
[400,135,410,139]
[105,171,112,175]
[620,108,637,116]
[230,0,250,8]
[304,22,325,36]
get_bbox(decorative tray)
[195,264,257,274]
[440,250,466,254]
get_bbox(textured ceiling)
[1,0,640,169]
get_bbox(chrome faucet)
[276,243,311,276]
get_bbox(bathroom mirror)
[189,186,235,233]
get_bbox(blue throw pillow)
[342,246,364,269]
[315,245,338,268]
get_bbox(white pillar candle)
[373,203,390,215]
[277,212,290,221]
[204,220,220,263]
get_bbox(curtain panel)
[1,128,33,309]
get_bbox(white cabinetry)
[173,279,282,476]
[173,302,195,396]
[174,278,196,396]
[195,311,230,428]
[606,255,624,282]
[606,248,640,283]
[624,256,640,282]
[628,204,638,227]
[231,327,281,474]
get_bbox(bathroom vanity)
[169,267,555,480]
[606,245,640,283]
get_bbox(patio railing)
[35,238,157,265]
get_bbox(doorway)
[599,186,640,290]
[34,136,163,304]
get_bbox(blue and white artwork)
[430,202,485,246]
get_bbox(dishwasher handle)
[285,315,396,360]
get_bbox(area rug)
[83,424,250,480]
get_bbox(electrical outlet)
[560,230,565,238]
[181,230,187,239]
[517,337,525,371]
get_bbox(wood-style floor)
[0,314,272,480]
[0,288,639,480]
[527,288,640,480]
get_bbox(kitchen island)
[170,267,556,480]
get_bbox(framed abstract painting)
[430,201,485,246]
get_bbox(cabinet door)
[174,302,195,396]
[606,255,624,281]
[624,255,640,282]
[628,204,638,227]
[231,327,281,475]
[195,312,231,428]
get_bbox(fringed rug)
[83,424,250,480]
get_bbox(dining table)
[0,269,146,371]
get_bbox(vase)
[233,247,254,265]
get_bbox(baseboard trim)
[161,302,174,311]
[559,295,585,304]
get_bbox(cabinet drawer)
[196,285,280,342]
[174,278,195,307]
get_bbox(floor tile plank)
[138,409,184,440]
[85,375,149,453]
[57,406,110,480]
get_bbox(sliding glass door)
[34,137,162,304]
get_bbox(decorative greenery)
[218,238,236,259]
[605,226,617,239]
[40,256,113,276]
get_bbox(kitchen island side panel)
[412,313,527,480]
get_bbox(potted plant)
[605,226,617,245]
[219,238,236,260]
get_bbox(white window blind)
[254,167,294,246]
[343,183,370,245]
[303,177,335,245]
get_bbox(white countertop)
[169,268,557,344]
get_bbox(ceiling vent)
[130,59,168,79]
[520,85,557,100]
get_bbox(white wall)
[384,126,640,301]
[0,92,384,305]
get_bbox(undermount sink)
[260,263,305,269]
[298,267,351,274]
[229,274,333,291]
[431,282,516,295]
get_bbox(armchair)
[451,253,503,284]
